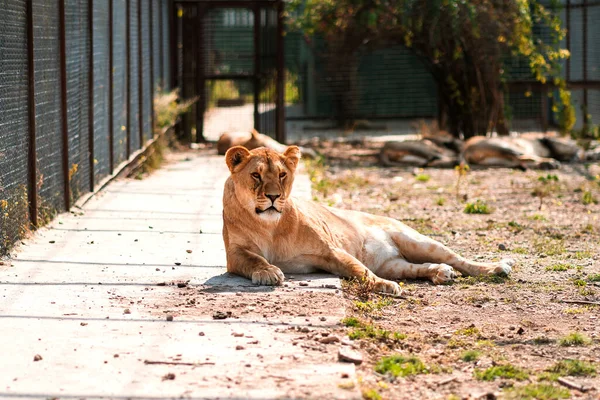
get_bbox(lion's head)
[225,145,301,222]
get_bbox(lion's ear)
[283,146,301,170]
[225,146,251,172]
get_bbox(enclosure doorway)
[172,0,285,143]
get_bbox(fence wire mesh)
[0,0,170,257]
[113,0,128,166]
[66,0,91,201]
[33,0,65,221]
[0,0,29,255]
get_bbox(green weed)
[415,174,430,182]
[545,263,572,272]
[375,355,430,377]
[464,200,491,214]
[461,350,481,362]
[558,332,591,347]
[474,364,529,381]
[502,383,570,400]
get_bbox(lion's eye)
[251,172,261,180]
[279,172,287,179]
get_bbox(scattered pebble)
[235,345,245,350]
[177,282,187,288]
[186,249,192,254]
[199,332,205,336]
[319,335,340,344]
[157,282,166,286]
[174,262,181,266]
[49,240,55,244]
[213,311,232,320]
[299,282,309,286]
[33,354,42,362]
[338,347,363,365]
[232,332,244,337]
[80,322,88,326]
[124,308,131,314]
[498,243,507,251]
[162,373,175,381]
[166,315,174,321]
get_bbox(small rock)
[516,327,525,335]
[476,232,486,237]
[177,282,187,288]
[80,322,88,326]
[124,308,131,314]
[199,332,205,336]
[232,332,244,337]
[49,240,55,244]
[186,249,192,254]
[319,316,327,321]
[213,311,231,320]
[498,243,507,251]
[299,282,309,286]
[338,347,362,365]
[162,373,175,381]
[166,315,174,321]
[174,262,181,266]
[114,354,119,358]
[319,335,340,344]
[236,345,245,350]
[33,354,42,362]
[157,282,166,286]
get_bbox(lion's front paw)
[251,265,284,286]
[373,279,402,296]
[491,258,514,276]
[430,263,457,285]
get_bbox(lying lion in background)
[217,129,317,159]
[380,132,596,170]
[222,146,513,293]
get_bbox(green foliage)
[503,383,570,400]
[362,389,382,400]
[461,350,481,362]
[545,263,572,272]
[558,332,591,347]
[288,0,571,137]
[546,359,596,377]
[415,174,430,182]
[474,364,529,381]
[582,190,597,205]
[341,317,360,327]
[464,200,491,214]
[375,355,430,377]
[588,274,600,282]
[154,89,195,131]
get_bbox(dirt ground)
[298,139,600,400]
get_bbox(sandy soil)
[300,139,600,400]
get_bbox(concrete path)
[0,150,360,399]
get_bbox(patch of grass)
[361,389,382,400]
[532,174,561,211]
[375,355,430,377]
[475,364,529,381]
[573,250,593,260]
[572,278,587,287]
[558,332,591,347]
[508,221,525,233]
[502,383,570,400]
[534,238,565,256]
[455,326,481,337]
[545,263,573,272]
[530,213,548,221]
[588,274,600,282]
[353,298,394,315]
[415,174,430,182]
[464,200,492,214]
[436,197,446,206]
[563,307,587,314]
[461,350,481,362]
[582,190,598,205]
[456,274,509,285]
[341,317,361,327]
[546,359,596,377]
[512,247,528,254]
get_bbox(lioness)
[222,146,514,294]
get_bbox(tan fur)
[223,146,514,294]
[218,129,316,158]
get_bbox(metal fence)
[283,1,600,137]
[0,0,171,256]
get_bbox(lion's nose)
[266,194,280,203]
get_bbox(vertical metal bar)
[195,4,205,143]
[541,85,549,132]
[169,2,177,92]
[149,0,155,137]
[137,0,144,146]
[582,0,588,111]
[26,0,38,227]
[275,0,285,143]
[158,0,164,86]
[253,5,260,132]
[59,0,71,210]
[108,0,114,173]
[125,0,131,158]
[89,0,95,190]
[566,0,571,82]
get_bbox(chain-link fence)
[283,1,600,139]
[0,0,171,257]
